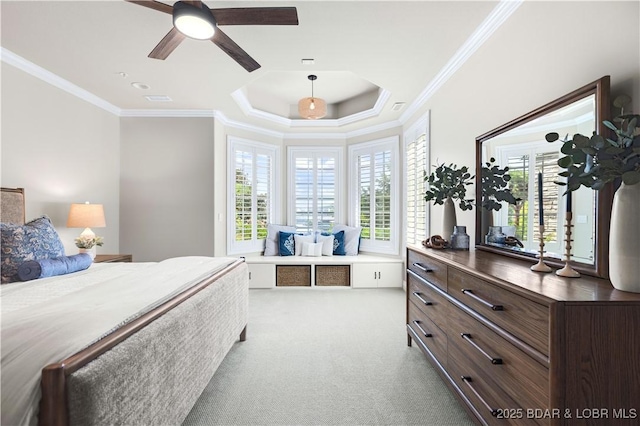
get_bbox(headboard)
[1,187,26,225]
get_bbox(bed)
[1,187,249,426]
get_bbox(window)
[227,137,279,254]
[404,114,430,247]
[349,137,399,255]
[288,147,343,233]
[496,141,563,256]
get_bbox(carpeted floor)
[182,288,474,426]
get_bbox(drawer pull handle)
[412,320,432,338]
[413,262,433,273]
[461,376,499,417]
[461,333,503,365]
[461,289,504,311]
[412,292,432,306]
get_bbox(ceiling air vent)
[391,102,405,111]
[145,95,173,102]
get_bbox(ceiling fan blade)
[148,27,186,60]
[211,7,299,26]
[212,28,260,72]
[125,0,173,15]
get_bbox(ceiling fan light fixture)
[173,1,216,40]
[298,75,327,119]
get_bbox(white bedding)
[0,256,239,426]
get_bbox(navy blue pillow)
[279,231,296,256]
[332,230,346,255]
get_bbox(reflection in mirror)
[475,76,611,278]
[482,96,596,262]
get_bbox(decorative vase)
[442,197,457,241]
[485,225,507,245]
[450,226,470,250]
[609,183,640,293]
[481,208,494,242]
[79,247,96,261]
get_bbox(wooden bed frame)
[1,187,249,426]
[39,259,247,426]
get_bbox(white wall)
[405,0,640,238]
[1,62,120,255]
[119,117,215,261]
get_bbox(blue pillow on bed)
[279,231,296,256]
[17,253,93,281]
[1,216,66,284]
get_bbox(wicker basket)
[315,265,350,286]
[276,265,311,286]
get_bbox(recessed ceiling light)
[131,82,150,90]
[391,102,406,111]
[301,58,315,65]
[145,95,173,102]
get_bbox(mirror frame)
[475,76,612,278]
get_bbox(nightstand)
[94,254,133,263]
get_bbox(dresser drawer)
[408,301,447,366]
[448,341,547,425]
[407,249,447,291]
[448,302,549,411]
[408,273,449,332]
[448,267,549,356]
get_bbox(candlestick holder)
[556,212,581,278]
[531,225,552,272]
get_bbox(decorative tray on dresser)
[406,245,640,426]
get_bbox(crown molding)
[2,0,520,140]
[119,109,215,118]
[344,119,403,139]
[1,47,121,116]
[213,111,285,139]
[399,0,523,124]
[231,87,392,128]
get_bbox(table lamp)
[67,202,106,240]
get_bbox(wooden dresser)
[406,245,640,425]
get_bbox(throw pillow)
[278,231,296,256]
[301,242,323,257]
[332,230,346,256]
[264,224,296,256]
[18,253,93,281]
[1,215,66,283]
[333,224,362,256]
[316,233,335,256]
[293,234,314,256]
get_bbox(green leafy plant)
[75,235,104,249]
[480,157,521,211]
[423,163,474,210]
[546,114,640,191]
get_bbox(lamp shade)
[67,203,106,228]
[298,97,327,120]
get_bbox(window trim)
[287,146,344,233]
[403,112,430,249]
[227,136,280,255]
[348,136,400,255]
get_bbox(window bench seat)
[243,254,404,289]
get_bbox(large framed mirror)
[475,76,612,278]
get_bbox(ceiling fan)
[125,0,299,72]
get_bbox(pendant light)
[298,75,327,119]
